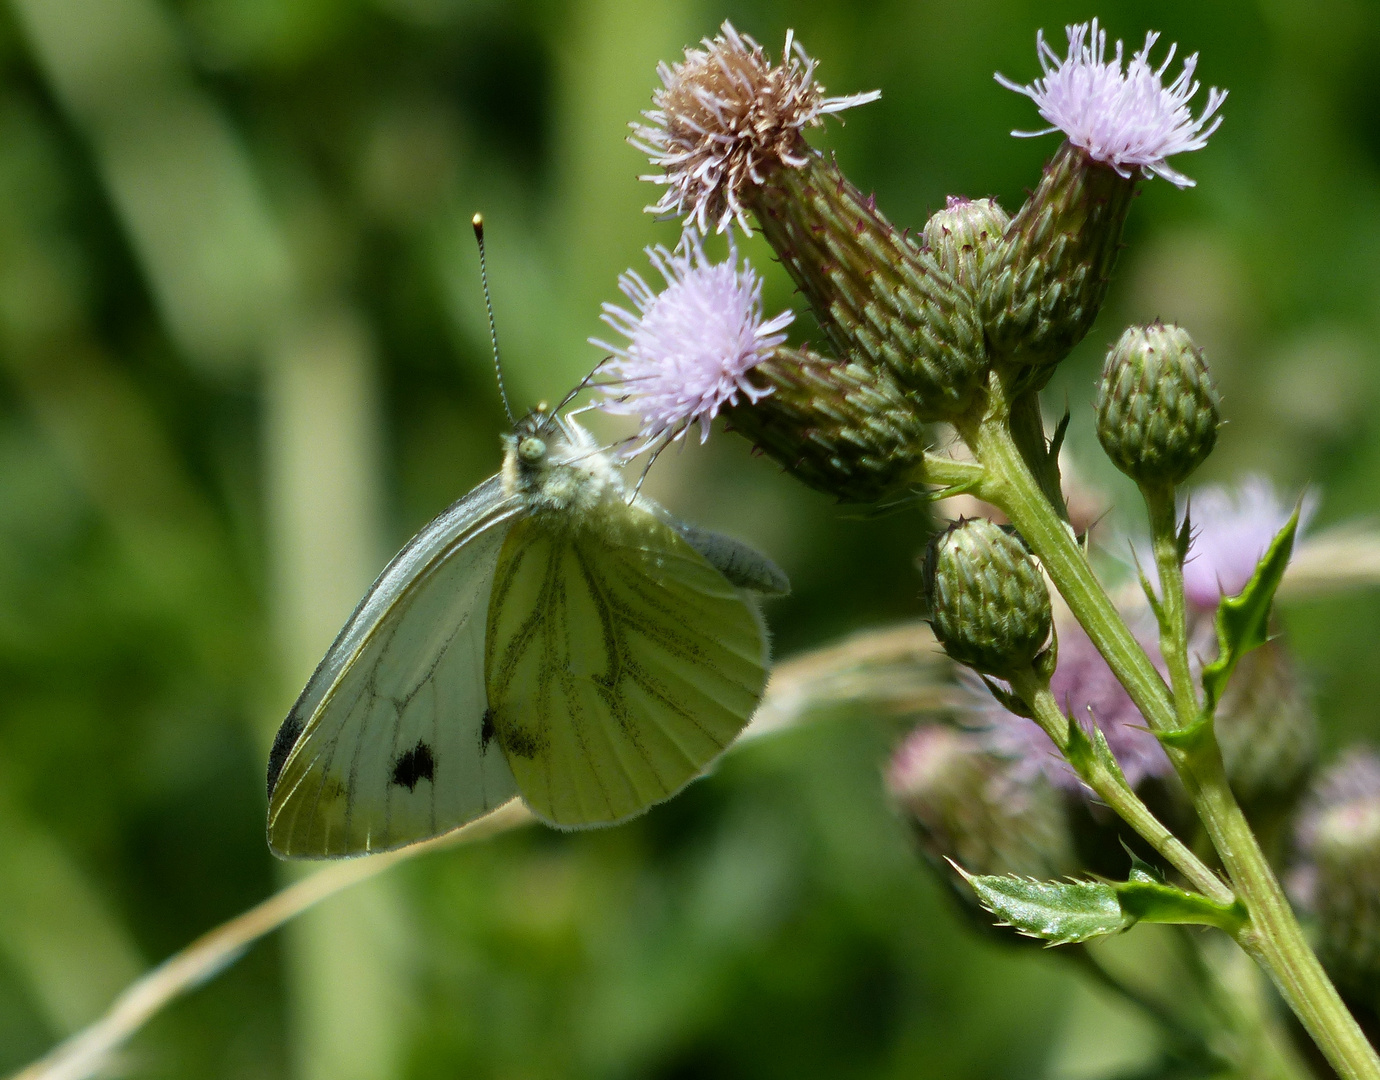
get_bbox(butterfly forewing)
[485,502,768,827]
[267,476,523,857]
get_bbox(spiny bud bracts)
[750,156,988,418]
[633,21,879,235]
[982,141,1136,372]
[1095,323,1220,487]
[723,346,929,504]
[888,723,1077,882]
[591,230,792,447]
[924,197,1010,293]
[996,20,1226,189]
[924,518,1053,679]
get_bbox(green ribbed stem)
[1007,668,1232,905]
[1143,482,1199,722]
[963,394,1380,1079]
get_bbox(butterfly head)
[501,403,620,514]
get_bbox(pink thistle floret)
[996,18,1227,188]
[591,229,793,446]
[1181,476,1316,610]
[632,21,880,234]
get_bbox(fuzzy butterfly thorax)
[501,409,625,530]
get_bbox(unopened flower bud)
[924,197,1010,293]
[982,143,1136,373]
[1292,752,1380,994]
[723,346,929,503]
[987,22,1226,373]
[751,157,988,418]
[887,724,1077,882]
[1095,323,1220,487]
[1215,640,1316,811]
[923,518,1052,679]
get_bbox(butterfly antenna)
[472,213,514,423]
[555,360,607,415]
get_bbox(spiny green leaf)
[1176,509,1193,566]
[957,869,1131,945]
[1201,508,1299,712]
[958,866,1244,945]
[1063,714,1094,774]
[1121,842,1163,884]
[1048,408,1071,465]
[1156,712,1214,755]
[981,676,1033,720]
[1089,723,1128,786]
[1115,878,1244,932]
[1065,717,1130,790]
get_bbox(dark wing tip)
[266,712,306,800]
[675,523,790,596]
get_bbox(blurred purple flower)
[591,229,793,447]
[1180,476,1316,611]
[970,615,1172,792]
[1290,749,1380,913]
[996,19,1226,188]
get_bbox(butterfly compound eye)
[518,436,546,464]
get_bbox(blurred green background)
[2,0,1379,1076]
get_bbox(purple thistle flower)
[970,614,1172,792]
[632,21,880,234]
[591,229,793,446]
[1180,476,1316,611]
[996,19,1227,188]
[1290,749,1380,913]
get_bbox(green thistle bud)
[723,346,929,504]
[924,196,1010,293]
[1095,322,1221,487]
[923,518,1052,679]
[750,158,988,418]
[982,143,1136,373]
[888,724,1077,883]
[1216,640,1317,812]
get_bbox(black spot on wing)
[266,712,305,799]
[480,707,496,753]
[391,740,436,791]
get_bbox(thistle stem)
[906,452,986,494]
[963,397,1380,1079]
[1008,669,1232,904]
[1143,482,1199,721]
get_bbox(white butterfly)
[266,406,787,857]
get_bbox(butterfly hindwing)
[484,501,768,827]
[267,476,523,858]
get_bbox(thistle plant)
[21,16,1380,1080]
[601,16,1380,1076]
